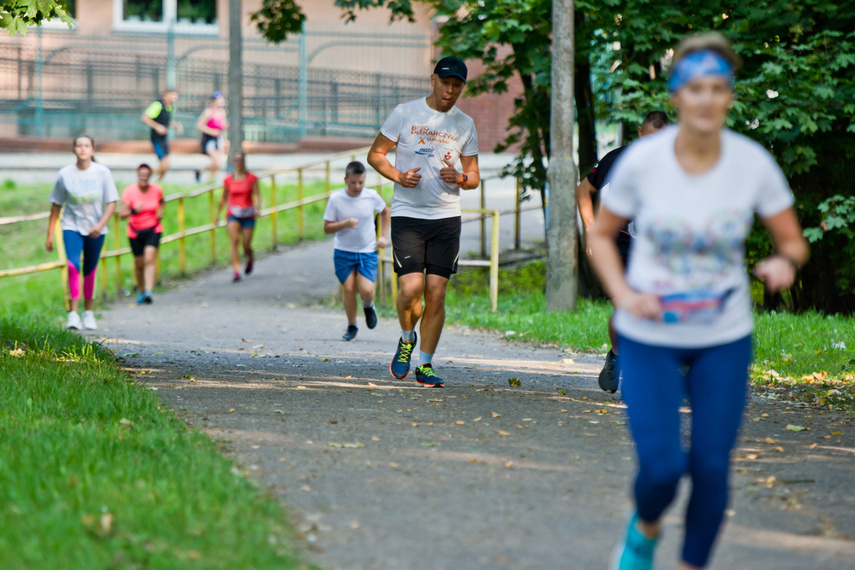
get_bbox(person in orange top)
[119,163,165,304]
[217,151,260,282]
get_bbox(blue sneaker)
[612,512,659,570]
[415,364,444,388]
[390,332,417,380]
[136,291,146,305]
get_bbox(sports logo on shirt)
[415,147,435,156]
[444,151,452,162]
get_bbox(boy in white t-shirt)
[323,161,390,341]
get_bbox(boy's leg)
[342,269,358,324]
[356,273,375,307]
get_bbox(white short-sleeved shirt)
[323,188,387,253]
[380,97,479,219]
[49,162,119,236]
[603,126,794,348]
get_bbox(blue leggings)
[63,230,104,274]
[618,334,752,568]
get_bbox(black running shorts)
[129,227,162,257]
[391,216,461,278]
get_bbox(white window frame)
[112,0,218,35]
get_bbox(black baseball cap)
[433,56,468,83]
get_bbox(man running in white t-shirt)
[367,56,481,387]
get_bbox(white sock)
[401,329,415,342]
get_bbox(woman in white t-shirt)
[588,33,809,570]
[46,135,119,330]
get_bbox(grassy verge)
[0,317,308,568]
[444,260,855,410]
[0,178,392,320]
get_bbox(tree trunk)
[228,0,243,165]
[545,0,577,312]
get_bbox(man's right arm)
[367,133,402,185]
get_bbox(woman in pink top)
[195,92,228,183]
[119,163,165,304]
[216,151,260,282]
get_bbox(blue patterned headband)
[668,49,734,93]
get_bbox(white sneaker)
[66,311,82,330]
[81,310,97,330]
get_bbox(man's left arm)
[440,154,480,190]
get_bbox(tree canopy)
[0,0,72,34]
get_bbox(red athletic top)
[121,183,164,238]
[224,172,258,217]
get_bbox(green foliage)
[803,195,855,294]
[0,317,306,567]
[250,0,306,44]
[0,0,73,34]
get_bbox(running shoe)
[415,363,444,388]
[232,272,241,283]
[342,324,358,341]
[245,257,254,275]
[390,332,417,380]
[81,310,97,330]
[66,311,82,330]
[612,512,659,570]
[364,305,378,329]
[599,349,619,394]
[136,292,146,305]
[143,293,153,305]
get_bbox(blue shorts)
[227,215,255,229]
[334,249,378,284]
[152,138,169,159]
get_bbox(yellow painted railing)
[1,154,531,312]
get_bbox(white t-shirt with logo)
[380,97,479,220]
[323,188,387,253]
[49,162,119,236]
[603,126,794,348]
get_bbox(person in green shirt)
[141,89,183,182]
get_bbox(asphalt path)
[87,237,855,570]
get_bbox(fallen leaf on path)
[455,421,465,425]
[497,430,511,436]
[473,416,482,422]
[832,431,843,435]
[326,442,365,448]
[389,462,399,468]
[411,423,418,427]
[301,485,312,491]
[274,410,285,414]
[764,437,776,445]
[745,453,758,460]
[371,436,380,442]
[427,399,443,403]
[775,446,784,452]
[421,442,437,447]
[596,409,609,414]
[492,412,501,418]
[560,409,568,413]
[508,378,521,387]
[809,443,817,449]
[505,461,514,469]
[786,425,808,432]
[470,458,477,463]
[349,521,360,529]
[228,408,235,413]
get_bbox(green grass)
[0,177,393,321]
[0,317,309,568]
[444,260,855,409]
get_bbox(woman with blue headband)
[588,33,809,570]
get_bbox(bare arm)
[88,201,117,238]
[142,114,167,136]
[196,109,219,137]
[324,219,358,234]
[440,154,481,190]
[367,133,421,188]
[118,200,133,220]
[251,180,261,217]
[575,177,598,235]
[216,185,229,219]
[376,205,391,249]
[45,203,62,252]
[754,207,810,292]
[589,206,662,320]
